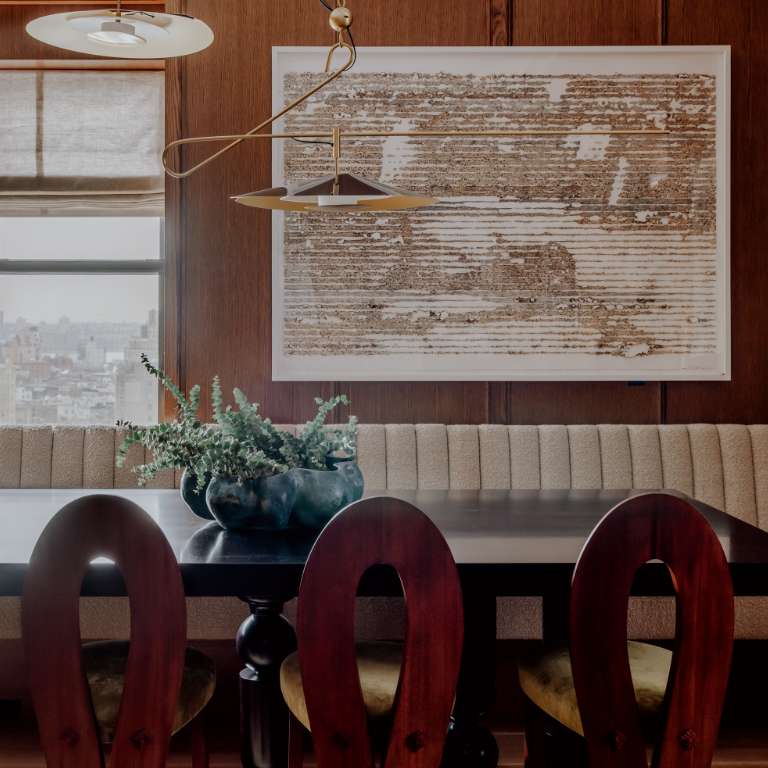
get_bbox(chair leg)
[191,714,210,768]
[288,712,305,768]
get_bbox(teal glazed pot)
[180,469,214,520]
[290,460,364,529]
[205,473,297,532]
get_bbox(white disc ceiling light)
[26,7,213,59]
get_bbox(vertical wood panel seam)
[163,0,185,419]
[177,1,187,411]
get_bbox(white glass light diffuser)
[26,10,214,59]
[87,20,145,47]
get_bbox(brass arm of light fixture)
[161,0,668,181]
[163,127,669,148]
[162,38,356,179]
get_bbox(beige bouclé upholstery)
[1,424,767,642]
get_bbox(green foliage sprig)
[280,395,358,470]
[116,354,212,487]
[140,353,201,423]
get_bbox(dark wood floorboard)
[0,702,767,767]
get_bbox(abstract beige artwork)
[272,47,730,381]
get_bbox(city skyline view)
[1,217,162,425]
[0,309,160,425]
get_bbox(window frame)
[1,57,167,424]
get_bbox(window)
[0,65,164,425]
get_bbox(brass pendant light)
[162,0,666,213]
[233,124,438,212]
[233,174,438,212]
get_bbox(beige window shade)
[0,69,164,216]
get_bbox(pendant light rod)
[332,126,342,195]
[163,40,357,179]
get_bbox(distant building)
[81,336,107,369]
[0,365,16,423]
[114,310,159,424]
[4,327,41,365]
[0,311,158,426]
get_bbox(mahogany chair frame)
[570,492,735,768]
[291,495,464,768]
[22,494,188,768]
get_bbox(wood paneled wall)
[171,0,768,425]
[4,1,767,425]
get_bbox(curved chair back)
[570,492,734,768]
[22,494,187,768]
[297,496,463,768]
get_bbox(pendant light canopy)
[232,173,437,212]
[26,8,213,59]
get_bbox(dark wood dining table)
[2,487,768,768]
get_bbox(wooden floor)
[2,706,767,768]
[4,640,768,766]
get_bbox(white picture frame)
[271,46,730,382]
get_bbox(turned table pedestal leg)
[237,597,297,768]
[441,587,499,768]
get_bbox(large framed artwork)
[271,46,730,381]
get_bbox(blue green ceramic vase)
[205,472,297,532]
[180,469,214,520]
[289,460,364,529]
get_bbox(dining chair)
[22,494,216,768]
[279,495,464,767]
[519,492,735,767]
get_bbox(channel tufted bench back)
[3,424,766,529]
[0,425,177,490]
[355,424,768,529]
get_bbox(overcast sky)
[0,218,160,324]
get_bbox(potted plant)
[198,385,362,531]
[281,396,363,529]
[116,355,215,520]
[117,358,365,532]
[190,380,296,531]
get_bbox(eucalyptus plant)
[117,356,359,490]
[188,429,288,489]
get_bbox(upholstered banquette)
[1,423,768,644]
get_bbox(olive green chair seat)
[83,641,216,744]
[280,641,402,731]
[518,641,672,737]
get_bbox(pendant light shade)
[26,10,214,59]
[232,173,437,212]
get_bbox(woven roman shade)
[0,69,164,216]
